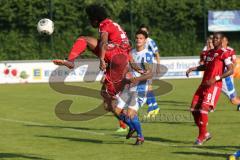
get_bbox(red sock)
[119,120,127,129]
[198,110,208,140]
[191,110,200,126]
[68,37,87,61]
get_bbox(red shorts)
[94,43,130,96]
[191,85,221,111]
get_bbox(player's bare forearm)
[133,63,153,82]
[134,70,152,82]
[100,32,108,60]
[220,64,234,79]
[129,59,143,73]
[99,32,108,70]
[100,45,106,60]
[155,52,160,64]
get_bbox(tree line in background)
[0,0,240,60]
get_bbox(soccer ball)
[37,18,54,35]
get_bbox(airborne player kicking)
[52,4,144,132]
[53,4,131,110]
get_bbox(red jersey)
[99,18,129,47]
[202,48,232,87]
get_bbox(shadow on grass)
[0,153,50,160]
[36,135,124,145]
[173,151,228,158]
[157,100,189,107]
[198,145,240,151]
[112,134,193,145]
[37,135,103,144]
[144,136,193,145]
[25,124,115,132]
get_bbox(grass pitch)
[0,79,239,160]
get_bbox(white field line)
[0,117,230,155]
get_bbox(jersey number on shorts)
[206,93,212,103]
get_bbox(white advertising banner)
[0,57,201,84]
[0,61,99,84]
[159,57,202,79]
[208,10,240,32]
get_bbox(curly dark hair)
[85,4,108,23]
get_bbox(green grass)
[0,79,239,160]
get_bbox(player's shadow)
[113,134,193,145]
[173,151,228,158]
[37,135,103,144]
[156,100,189,107]
[0,153,50,160]
[25,124,115,132]
[198,145,240,151]
[144,136,193,145]
[140,120,193,125]
[36,135,123,145]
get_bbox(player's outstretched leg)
[53,36,98,69]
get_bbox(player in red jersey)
[200,36,240,111]
[186,32,234,145]
[53,4,131,112]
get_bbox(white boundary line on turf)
[0,117,45,126]
[0,117,231,156]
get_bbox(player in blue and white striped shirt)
[114,30,153,145]
[139,24,160,118]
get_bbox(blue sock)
[146,91,153,106]
[234,150,240,157]
[131,115,143,138]
[147,91,159,112]
[119,114,134,130]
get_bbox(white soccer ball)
[37,18,54,35]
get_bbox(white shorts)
[116,82,148,111]
[222,76,237,100]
